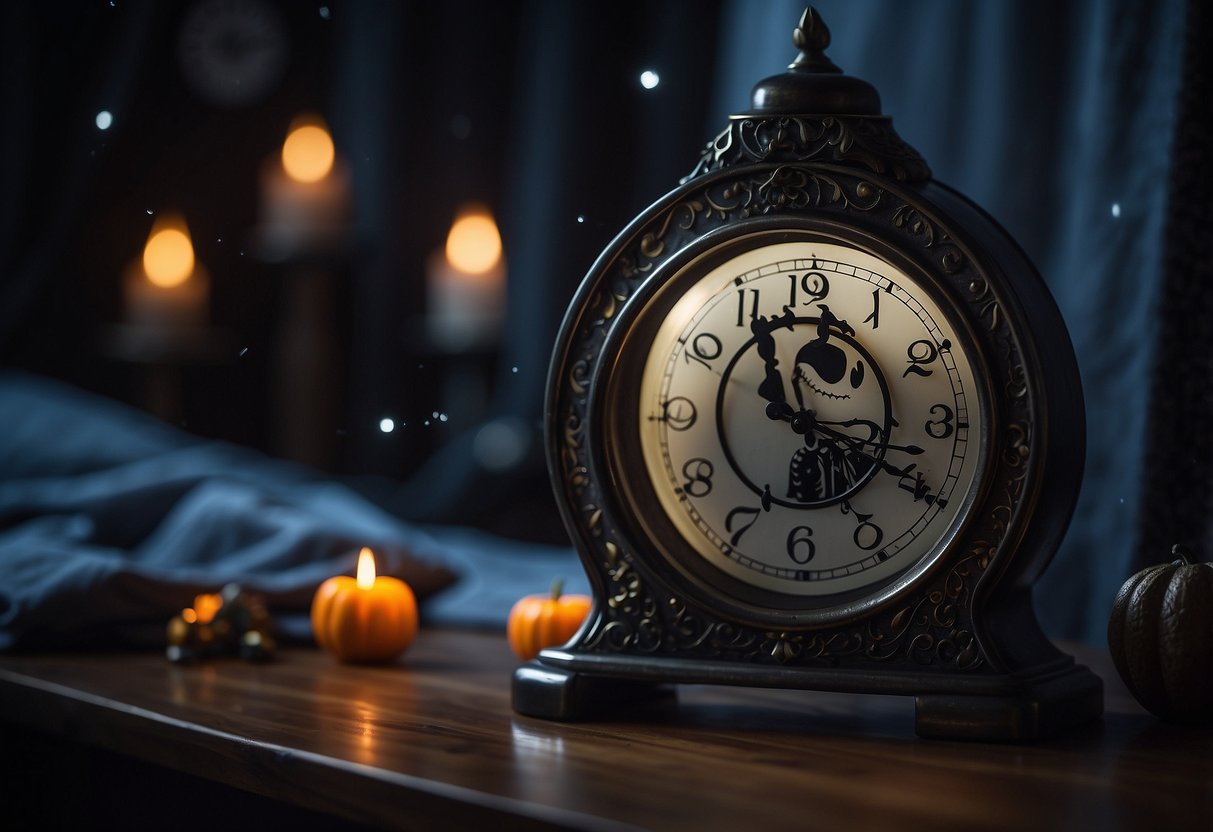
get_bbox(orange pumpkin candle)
[312,547,418,663]
[507,579,592,661]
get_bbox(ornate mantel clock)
[513,7,1102,741]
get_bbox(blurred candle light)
[282,121,335,183]
[258,114,350,256]
[124,214,209,331]
[427,204,507,351]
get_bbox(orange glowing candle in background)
[281,119,335,183]
[123,214,209,330]
[311,548,418,664]
[258,114,351,256]
[426,203,507,351]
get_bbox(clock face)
[625,234,986,608]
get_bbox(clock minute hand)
[812,422,943,504]
[813,420,925,457]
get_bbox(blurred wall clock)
[178,0,288,108]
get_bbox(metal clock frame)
[513,8,1102,740]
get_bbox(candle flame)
[142,215,195,288]
[445,205,503,275]
[282,115,335,184]
[356,547,377,590]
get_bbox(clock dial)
[635,238,984,599]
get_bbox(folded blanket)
[0,372,586,650]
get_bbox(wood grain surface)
[0,631,1209,831]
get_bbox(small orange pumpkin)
[1107,544,1213,722]
[312,548,418,663]
[507,579,592,661]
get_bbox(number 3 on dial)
[637,237,983,600]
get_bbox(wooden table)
[0,631,1209,831]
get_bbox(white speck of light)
[1111,202,1121,218]
[379,418,395,433]
[511,366,519,373]
[95,111,113,130]
[639,70,660,90]
[239,347,249,357]
[319,6,331,19]
[432,411,440,419]
[146,209,154,215]
[576,215,586,224]
[439,413,449,422]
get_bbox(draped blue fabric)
[712,0,1186,640]
[0,372,588,650]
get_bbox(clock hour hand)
[752,309,798,420]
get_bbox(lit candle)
[258,114,351,255]
[311,547,418,664]
[123,214,209,331]
[426,204,507,351]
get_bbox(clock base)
[512,656,1102,742]
[913,666,1104,741]
[512,660,675,721]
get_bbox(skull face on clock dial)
[630,236,986,608]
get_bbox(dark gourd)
[1107,545,1213,722]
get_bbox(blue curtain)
[713,0,1186,640]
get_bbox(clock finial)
[687,3,930,183]
[790,6,840,74]
[746,5,880,115]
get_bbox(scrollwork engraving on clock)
[685,116,932,184]
[615,165,978,290]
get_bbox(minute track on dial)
[637,238,982,598]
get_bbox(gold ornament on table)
[166,583,276,663]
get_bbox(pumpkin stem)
[549,578,565,601]
[1171,543,1197,566]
